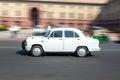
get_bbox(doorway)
[31,7,39,27]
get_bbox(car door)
[45,30,64,52]
[63,30,80,52]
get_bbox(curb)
[0,38,25,41]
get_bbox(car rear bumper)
[89,48,101,52]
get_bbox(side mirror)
[47,36,50,39]
[47,37,50,39]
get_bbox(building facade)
[0,0,119,30]
[95,0,120,30]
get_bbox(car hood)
[28,36,45,39]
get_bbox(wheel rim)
[77,48,87,57]
[32,48,41,56]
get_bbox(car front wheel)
[76,47,88,57]
[31,46,44,57]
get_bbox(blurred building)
[0,0,119,30]
[95,0,120,30]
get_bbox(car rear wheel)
[31,46,43,57]
[76,47,88,57]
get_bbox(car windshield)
[33,32,46,36]
[44,30,51,37]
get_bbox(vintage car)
[22,27,100,57]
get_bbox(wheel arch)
[31,44,44,51]
[75,46,89,52]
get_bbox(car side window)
[65,31,80,38]
[50,31,62,38]
[65,31,74,37]
[75,32,79,38]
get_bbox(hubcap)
[78,48,86,57]
[32,48,41,56]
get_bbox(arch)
[30,7,39,26]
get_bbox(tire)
[87,52,93,56]
[31,46,44,57]
[76,47,88,57]
[21,40,26,50]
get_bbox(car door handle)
[77,39,80,40]
[59,38,62,40]
[41,40,44,42]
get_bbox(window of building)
[46,22,52,25]
[87,13,94,19]
[69,23,74,27]
[47,12,54,18]
[78,24,83,28]
[60,12,66,18]
[59,22,65,25]
[87,6,94,12]
[15,10,21,16]
[15,21,21,26]
[98,13,103,20]
[2,10,8,16]
[78,13,84,19]
[69,13,75,18]
[2,20,8,24]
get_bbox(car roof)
[50,27,86,38]
[51,27,81,32]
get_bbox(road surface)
[0,41,120,80]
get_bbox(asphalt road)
[0,41,120,80]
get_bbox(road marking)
[0,47,20,49]
[102,49,120,51]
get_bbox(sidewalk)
[0,29,33,41]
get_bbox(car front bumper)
[21,40,31,51]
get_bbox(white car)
[22,27,100,57]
